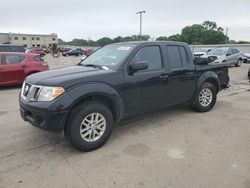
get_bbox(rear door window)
[232,49,239,54]
[6,55,26,64]
[179,46,189,66]
[166,46,183,69]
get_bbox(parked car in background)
[84,48,94,56]
[25,47,29,53]
[60,47,71,53]
[194,48,213,57]
[243,53,250,63]
[76,48,84,55]
[0,52,49,86]
[203,47,244,67]
[0,44,25,53]
[28,47,46,56]
[62,49,83,56]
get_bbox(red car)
[0,52,49,86]
[84,48,94,56]
[28,47,46,56]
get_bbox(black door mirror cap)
[129,61,148,74]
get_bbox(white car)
[194,48,213,57]
[243,53,250,63]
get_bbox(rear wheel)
[235,59,242,67]
[191,82,217,112]
[66,101,114,151]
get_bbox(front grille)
[21,82,42,102]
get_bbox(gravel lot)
[0,54,250,188]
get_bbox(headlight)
[37,86,65,101]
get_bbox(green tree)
[202,30,227,44]
[58,38,65,45]
[181,24,204,44]
[202,21,217,30]
[113,36,123,43]
[96,37,113,47]
[156,36,168,41]
[168,34,183,42]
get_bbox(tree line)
[59,21,249,47]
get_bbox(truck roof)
[112,41,189,46]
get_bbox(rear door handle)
[22,64,28,68]
[160,74,169,80]
[186,72,194,75]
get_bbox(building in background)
[0,32,58,48]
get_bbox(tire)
[191,82,217,112]
[235,59,242,67]
[66,101,114,151]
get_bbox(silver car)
[194,48,213,57]
[204,48,244,67]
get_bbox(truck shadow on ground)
[26,103,193,154]
[68,104,193,153]
[112,104,192,137]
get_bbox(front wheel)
[191,82,217,112]
[66,101,114,151]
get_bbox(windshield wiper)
[80,64,104,69]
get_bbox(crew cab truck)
[19,41,229,151]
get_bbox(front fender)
[67,82,124,121]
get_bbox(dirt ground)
[0,55,250,188]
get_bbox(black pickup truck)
[19,41,229,151]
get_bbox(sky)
[0,0,250,41]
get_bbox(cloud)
[0,0,249,41]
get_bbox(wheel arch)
[64,83,124,135]
[197,71,220,93]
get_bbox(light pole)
[136,10,146,36]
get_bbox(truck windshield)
[80,44,135,70]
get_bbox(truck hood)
[26,65,113,88]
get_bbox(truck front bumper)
[19,93,72,132]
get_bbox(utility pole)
[225,28,229,44]
[136,11,146,36]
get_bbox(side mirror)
[128,61,148,75]
[226,53,231,56]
